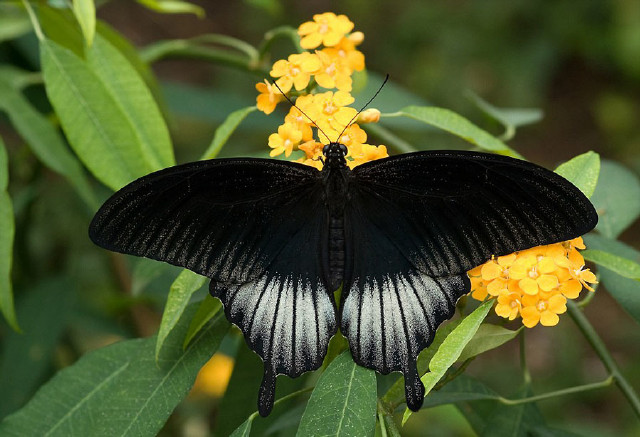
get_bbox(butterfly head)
[323,142,348,168]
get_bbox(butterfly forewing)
[90,159,321,282]
[349,150,598,276]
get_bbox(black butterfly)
[89,144,597,416]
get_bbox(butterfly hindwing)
[210,191,337,416]
[341,192,470,411]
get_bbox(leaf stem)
[258,25,303,59]
[567,300,640,418]
[20,0,44,41]
[139,40,269,76]
[498,376,613,406]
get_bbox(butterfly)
[89,143,598,416]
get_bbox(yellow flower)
[322,35,366,72]
[314,49,353,92]
[307,91,357,134]
[284,106,314,142]
[495,292,522,320]
[347,144,389,169]
[520,294,567,328]
[268,123,302,157]
[270,52,321,93]
[467,240,596,328]
[255,79,285,114]
[298,12,354,49]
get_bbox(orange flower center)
[537,301,547,311]
[319,23,329,34]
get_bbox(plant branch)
[498,376,613,406]
[567,300,640,418]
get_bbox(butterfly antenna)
[272,80,333,144]
[336,74,389,143]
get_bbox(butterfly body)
[89,147,597,417]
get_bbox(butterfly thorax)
[321,142,350,290]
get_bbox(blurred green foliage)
[0,1,639,436]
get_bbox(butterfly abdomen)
[328,216,345,290]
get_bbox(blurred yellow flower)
[298,12,354,49]
[468,237,597,328]
[191,353,234,397]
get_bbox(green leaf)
[156,270,207,360]
[40,38,160,190]
[402,301,493,424]
[86,34,175,169]
[457,324,521,363]
[72,0,96,47]
[0,137,19,331]
[582,249,640,281]
[297,351,377,437]
[229,418,253,437]
[554,151,601,199]
[388,106,523,158]
[590,160,640,239]
[466,90,543,141]
[479,385,546,436]
[583,234,640,324]
[0,77,96,208]
[136,0,205,18]
[201,106,257,160]
[0,279,75,418]
[183,295,222,349]
[0,306,230,436]
[381,318,462,408]
[95,21,166,113]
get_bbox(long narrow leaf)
[40,38,159,191]
[388,106,522,158]
[201,106,257,160]
[72,0,95,47]
[0,80,96,207]
[155,270,206,360]
[0,137,18,331]
[86,34,175,169]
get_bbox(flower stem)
[498,376,613,406]
[567,300,640,418]
[519,329,531,386]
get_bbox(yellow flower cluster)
[256,12,388,169]
[468,237,597,328]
